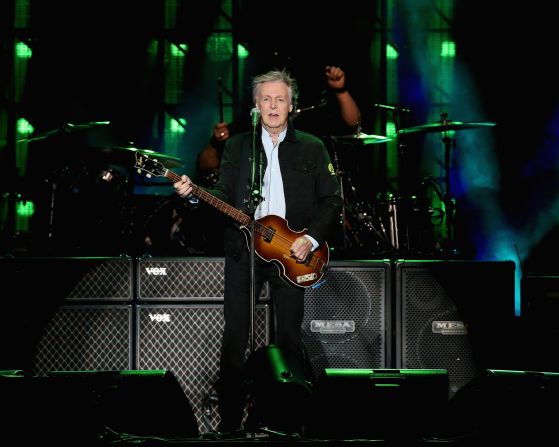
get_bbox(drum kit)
[21,116,496,258]
[20,122,185,255]
[329,113,496,258]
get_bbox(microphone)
[250,107,260,127]
[374,103,411,114]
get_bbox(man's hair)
[252,68,299,111]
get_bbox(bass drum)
[142,195,226,256]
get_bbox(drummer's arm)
[335,90,361,127]
[325,65,361,127]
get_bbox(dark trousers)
[217,250,305,432]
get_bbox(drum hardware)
[386,196,399,251]
[332,133,393,146]
[325,134,378,255]
[329,137,352,251]
[398,113,497,254]
[92,145,184,168]
[327,129,402,256]
[421,176,446,228]
[357,202,393,250]
[21,118,185,256]
[374,103,411,114]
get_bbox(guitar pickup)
[263,227,275,243]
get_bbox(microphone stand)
[247,110,263,356]
[244,110,263,438]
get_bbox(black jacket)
[209,123,342,259]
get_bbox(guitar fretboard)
[164,170,274,240]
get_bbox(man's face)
[256,80,293,132]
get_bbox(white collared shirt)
[254,127,287,220]
[254,126,318,250]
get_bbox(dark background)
[3,0,558,274]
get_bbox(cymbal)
[333,133,394,145]
[94,146,184,168]
[17,121,111,143]
[398,121,496,135]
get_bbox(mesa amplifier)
[395,260,516,397]
[137,257,269,301]
[302,261,390,379]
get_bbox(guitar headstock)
[134,152,167,178]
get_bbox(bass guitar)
[134,152,329,288]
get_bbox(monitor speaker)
[0,370,198,445]
[306,368,449,440]
[448,369,559,442]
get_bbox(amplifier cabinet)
[136,303,270,433]
[302,260,391,378]
[395,260,516,397]
[137,257,268,301]
[32,305,132,376]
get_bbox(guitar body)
[240,214,329,288]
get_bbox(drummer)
[197,65,361,185]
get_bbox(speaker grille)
[397,261,516,397]
[401,268,476,396]
[136,304,270,433]
[32,305,132,375]
[0,257,133,301]
[65,258,134,301]
[137,257,268,301]
[302,262,389,377]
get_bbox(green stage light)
[441,41,456,57]
[386,43,399,60]
[15,41,32,59]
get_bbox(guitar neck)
[164,170,252,227]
